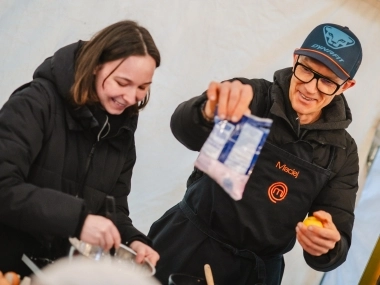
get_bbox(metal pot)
[68,237,155,276]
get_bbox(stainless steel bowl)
[68,237,155,276]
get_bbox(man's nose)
[304,78,319,93]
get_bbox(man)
[148,23,362,285]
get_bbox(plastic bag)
[195,114,273,200]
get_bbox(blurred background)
[1,1,379,284]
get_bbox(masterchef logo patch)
[276,161,300,178]
[268,182,288,203]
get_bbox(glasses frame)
[292,56,348,96]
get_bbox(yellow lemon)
[303,216,323,228]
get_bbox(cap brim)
[294,49,350,80]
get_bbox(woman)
[0,20,160,277]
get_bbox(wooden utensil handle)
[204,264,214,285]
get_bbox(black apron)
[149,141,335,285]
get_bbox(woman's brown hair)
[71,20,160,113]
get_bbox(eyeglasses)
[292,57,348,96]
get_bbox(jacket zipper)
[76,116,109,197]
[295,116,300,137]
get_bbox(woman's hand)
[80,214,121,251]
[296,210,341,256]
[204,80,253,122]
[129,240,160,267]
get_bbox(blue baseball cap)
[294,23,362,80]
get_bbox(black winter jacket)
[0,41,149,273]
[170,68,359,271]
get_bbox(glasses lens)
[316,77,338,95]
[294,64,313,83]
[294,63,338,95]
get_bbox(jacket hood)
[272,67,353,131]
[33,41,82,100]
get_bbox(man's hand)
[296,210,341,256]
[204,80,253,122]
[129,240,160,267]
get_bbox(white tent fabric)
[1,1,380,284]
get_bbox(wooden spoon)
[204,264,214,285]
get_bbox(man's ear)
[341,79,356,93]
[292,53,298,66]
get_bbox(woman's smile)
[112,97,127,108]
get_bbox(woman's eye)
[116,81,127,87]
[139,85,149,90]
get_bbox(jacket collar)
[65,103,138,136]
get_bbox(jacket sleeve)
[109,140,151,245]
[304,135,359,271]
[170,92,214,151]
[0,81,86,238]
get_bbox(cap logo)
[323,25,355,50]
